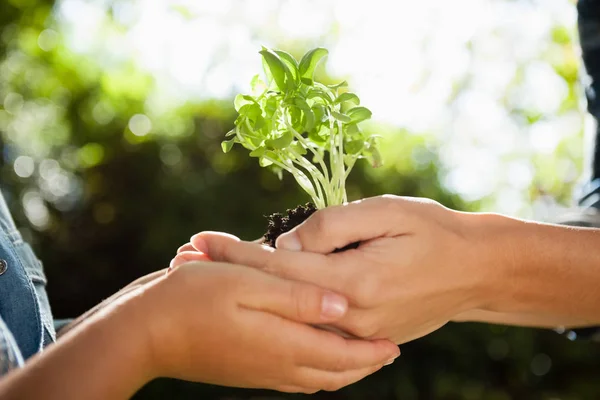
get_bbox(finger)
[297,336,399,372]
[275,195,402,254]
[248,309,400,372]
[193,232,351,293]
[169,251,212,270]
[242,271,349,323]
[177,243,195,253]
[294,364,386,392]
[276,385,318,394]
[280,319,399,371]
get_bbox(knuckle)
[308,210,333,238]
[289,284,318,321]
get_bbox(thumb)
[244,273,349,324]
[276,196,399,254]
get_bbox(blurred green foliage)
[0,1,599,399]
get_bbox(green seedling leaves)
[266,130,294,150]
[298,48,328,83]
[328,81,348,90]
[335,92,360,105]
[347,106,372,123]
[260,49,288,91]
[331,110,351,123]
[345,139,364,155]
[224,46,382,209]
[221,138,236,153]
[274,50,300,85]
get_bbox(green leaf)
[298,48,328,81]
[266,130,294,149]
[328,81,348,90]
[234,94,255,112]
[365,147,383,168]
[225,128,236,138]
[294,97,315,132]
[364,137,383,167]
[308,128,327,145]
[249,147,265,157]
[306,88,333,104]
[312,105,328,123]
[331,110,351,123]
[347,106,372,123]
[238,104,263,130]
[343,123,360,137]
[259,157,273,167]
[274,50,300,85]
[260,49,287,91]
[345,139,364,154]
[335,92,360,105]
[291,142,308,156]
[250,74,266,95]
[221,139,235,153]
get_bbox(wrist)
[75,286,158,393]
[459,211,526,313]
[0,286,156,400]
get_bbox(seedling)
[222,47,382,245]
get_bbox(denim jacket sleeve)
[0,314,24,377]
[0,189,55,378]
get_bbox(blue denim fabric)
[0,190,55,377]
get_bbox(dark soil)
[263,202,359,252]
[263,202,317,247]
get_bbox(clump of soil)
[263,203,317,248]
[263,202,358,251]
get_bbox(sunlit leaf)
[250,147,265,157]
[266,130,293,149]
[274,50,300,85]
[328,81,348,90]
[331,110,351,123]
[260,48,287,91]
[335,92,359,105]
[298,48,328,81]
[221,139,235,153]
[347,106,372,123]
[345,139,364,155]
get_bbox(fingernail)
[321,293,347,319]
[276,231,302,251]
[190,234,208,253]
[384,352,400,366]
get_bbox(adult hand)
[190,195,492,344]
[137,261,400,393]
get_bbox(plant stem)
[337,120,346,204]
[288,152,327,207]
[262,155,323,208]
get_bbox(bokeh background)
[1,0,599,398]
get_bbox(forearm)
[0,289,153,399]
[470,213,600,326]
[453,309,591,328]
[57,269,166,338]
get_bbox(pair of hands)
[88,195,508,394]
[79,210,402,394]
[173,195,492,346]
